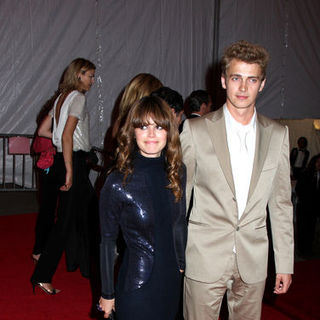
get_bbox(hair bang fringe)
[132,104,170,130]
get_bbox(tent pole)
[212,0,221,67]
[210,0,223,110]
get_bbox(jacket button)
[236,226,239,231]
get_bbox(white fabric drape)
[0,0,214,148]
[1,0,320,186]
[218,0,320,119]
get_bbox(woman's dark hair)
[116,96,183,201]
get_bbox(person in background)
[181,40,293,319]
[111,73,163,139]
[290,136,310,181]
[185,89,212,119]
[151,86,184,128]
[31,93,60,263]
[98,96,187,319]
[99,73,163,185]
[31,58,96,295]
[295,153,320,257]
[180,89,212,134]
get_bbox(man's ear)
[259,78,266,92]
[221,74,226,89]
[200,103,206,114]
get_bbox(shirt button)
[236,226,240,231]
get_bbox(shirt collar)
[223,104,256,133]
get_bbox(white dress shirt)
[294,150,305,168]
[224,105,256,219]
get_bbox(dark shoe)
[32,282,61,295]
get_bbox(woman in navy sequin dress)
[98,96,187,319]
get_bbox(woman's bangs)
[132,103,170,130]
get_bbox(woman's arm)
[61,115,78,191]
[38,115,53,138]
[99,174,122,310]
[174,166,188,271]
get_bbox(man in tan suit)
[181,40,294,319]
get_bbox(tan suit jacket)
[180,107,294,284]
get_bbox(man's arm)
[268,126,294,293]
[180,119,196,212]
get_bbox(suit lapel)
[206,108,235,196]
[247,114,273,202]
[206,110,273,215]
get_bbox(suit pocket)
[261,162,277,172]
[254,225,267,242]
[188,220,210,227]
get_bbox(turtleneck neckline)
[133,151,166,169]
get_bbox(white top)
[294,150,305,168]
[50,90,90,152]
[224,104,256,219]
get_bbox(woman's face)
[78,69,95,92]
[134,117,167,158]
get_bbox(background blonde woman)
[31,58,96,295]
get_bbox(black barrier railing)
[0,133,104,192]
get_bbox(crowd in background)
[290,137,320,259]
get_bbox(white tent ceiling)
[0,0,319,150]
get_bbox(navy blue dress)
[99,153,186,320]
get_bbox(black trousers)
[296,202,318,255]
[31,151,94,283]
[33,167,59,255]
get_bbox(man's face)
[205,99,212,114]
[297,139,307,149]
[172,109,183,126]
[221,59,265,112]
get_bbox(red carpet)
[269,259,320,319]
[0,212,318,319]
[0,213,94,319]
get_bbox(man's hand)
[274,273,292,294]
[99,297,115,319]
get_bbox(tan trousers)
[183,254,266,320]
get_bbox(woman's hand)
[60,169,73,191]
[99,297,115,319]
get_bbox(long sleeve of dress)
[174,166,188,270]
[99,173,122,299]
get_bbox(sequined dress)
[99,153,186,320]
